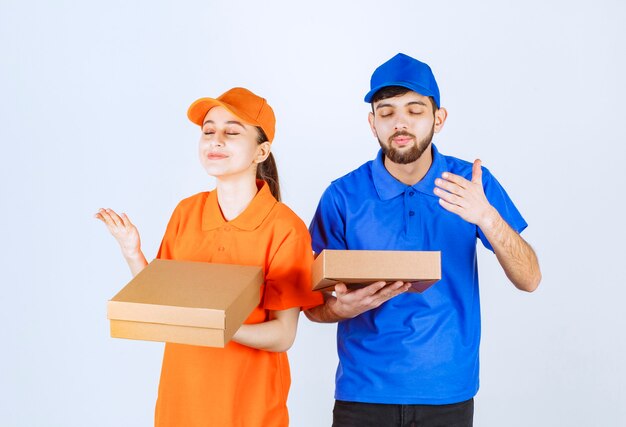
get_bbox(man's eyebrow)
[375,100,427,111]
[375,103,394,111]
[202,120,246,128]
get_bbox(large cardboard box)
[311,250,441,293]
[107,259,263,347]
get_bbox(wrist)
[478,206,500,232]
[326,297,348,321]
[328,296,360,321]
[123,249,144,262]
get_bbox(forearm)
[124,251,148,277]
[232,308,299,352]
[480,208,541,292]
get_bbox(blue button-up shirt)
[310,144,527,404]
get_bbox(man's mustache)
[388,131,416,143]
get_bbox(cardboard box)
[311,250,441,293]
[107,259,262,347]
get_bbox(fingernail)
[442,172,449,178]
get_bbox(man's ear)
[434,107,448,133]
[368,111,378,138]
[255,141,271,164]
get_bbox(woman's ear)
[255,141,271,164]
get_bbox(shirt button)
[218,246,225,251]
[224,226,231,232]
[409,191,415,196]
[408,211,415,216]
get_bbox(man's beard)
[378,126,435,164]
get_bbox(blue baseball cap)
[364,53,441,108]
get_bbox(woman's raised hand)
[95,208,142,259]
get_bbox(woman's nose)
[210,133,225,147]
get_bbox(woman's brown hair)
[255,127,281,202]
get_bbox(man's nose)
[393,116,408,130]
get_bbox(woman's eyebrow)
[202,120,246,128]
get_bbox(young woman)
[96,87,323,426]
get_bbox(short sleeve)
[156,203,182,260]
[477,167,528,252]
[263,232,324,311]
[309,185,347,253]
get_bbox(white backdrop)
[1,0,625,426]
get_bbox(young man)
[305,53,541,427]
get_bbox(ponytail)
[255,127,281,202]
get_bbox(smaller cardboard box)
[107,259,262,347]
[311,250,441,293]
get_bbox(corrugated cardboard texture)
[311,250,441,293]
[107,259,262,347]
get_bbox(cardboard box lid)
[107,259,262,330]
[312,249,441,292]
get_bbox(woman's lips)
[207,152,228,160]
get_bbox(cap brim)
[187,98,262,128]
[364,82,438,106]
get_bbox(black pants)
[332,398,474,427]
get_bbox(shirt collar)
[202,180,277,231]
[372,144,447,200]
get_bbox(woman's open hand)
[94,208,141,258]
